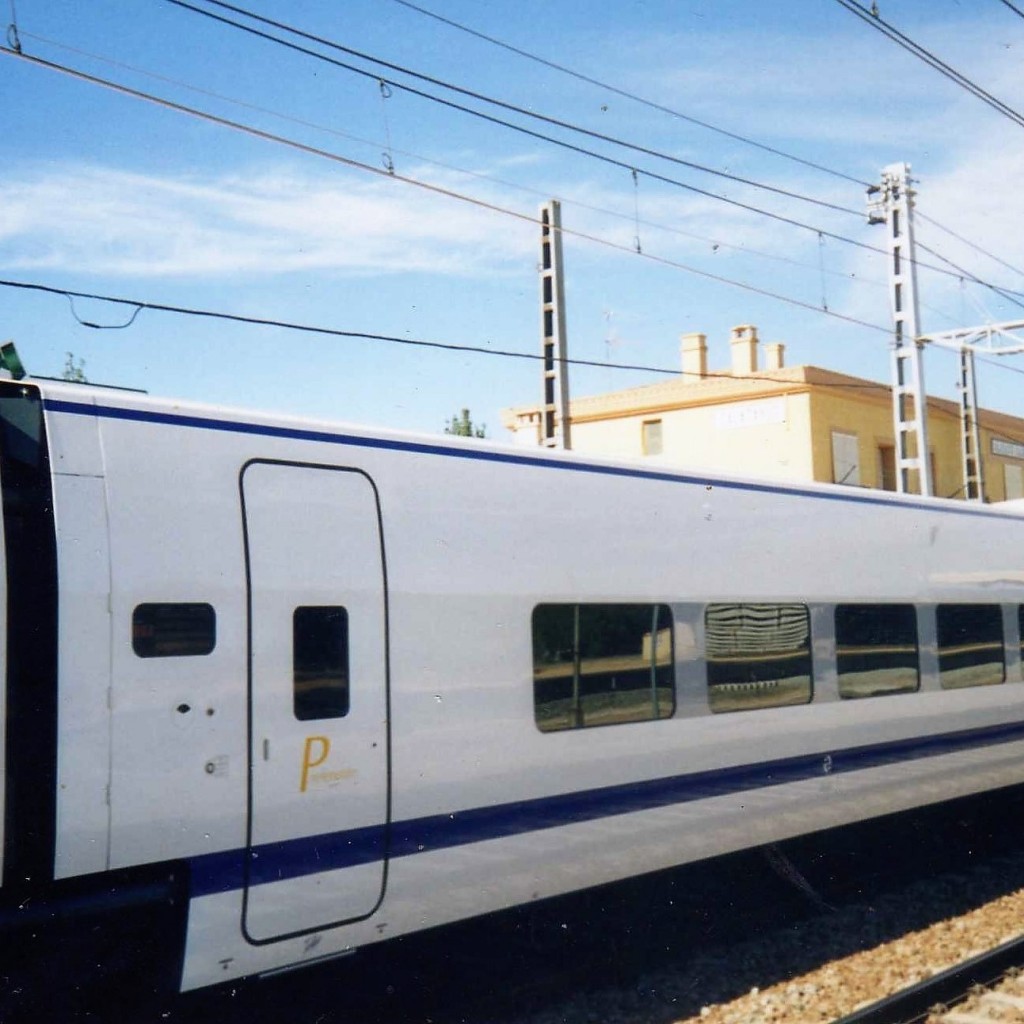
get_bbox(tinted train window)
[937,604,1004,689]
[836,604,919,699]
[294,606,349,720]
[532,603,674,732]
[705,603,812,712]
[132,603,216,658]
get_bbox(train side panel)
[78,396,1024,989]
[8,382,1024,997]
[48,404,113,879]
[176,413,1024,987]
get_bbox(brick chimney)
[730,325,758,376]
[680,332,707,381]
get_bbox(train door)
[240,460,389,944]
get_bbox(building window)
[132,603,216,658]
[293,606,349,720]
[835,604,919,698]
[532,603,674,732]
[642,419,663,456]
[937,604,1004,689]
[831,431,860,486]
[705,603,812,712]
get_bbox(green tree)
[445,408,486,438]
[62,352,88,383]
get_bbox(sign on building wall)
[993,438,1024,461]
[713,397,786,430]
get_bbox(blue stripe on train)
[188,718,1024,898]
[42,397,1021,519]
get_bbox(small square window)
[132,603,216,658]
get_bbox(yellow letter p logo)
[300,736,330,793]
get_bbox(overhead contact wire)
[15,29,885,287]
[385,0,870,187]
[834,0,1024,128]
[0,46,893,334]
[917,210,1024,283]
[166,0,864,218]
[154,3,1021,293]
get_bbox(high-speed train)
[3,374,1024,1001]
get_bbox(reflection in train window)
[836,604,919,698]
[132,603,216,658]
[532,604,674,732]
[293,606,349,720]
[705,603,812,712]
[937,604,1004,689]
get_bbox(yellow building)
[502,325,1024,501]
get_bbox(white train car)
[2,375,1024,999]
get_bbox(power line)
[380,0,1024,300]
[383,0,1024,303]
[998,0,1024,21]
[385,0,870,188]
[915,240,1024,313]
[8,37,1019,329]
[0,277,896,389]
[0,278,679,374]
[19,16,1012,304]
[834,0,1024,128]
[165,0,864,218]
[154,3,1024,302]
[917,209,1024,283]
[0,45,895,334]
[18,29,885,290]
[978,352,1024,377]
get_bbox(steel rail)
[832,932,1024,1024]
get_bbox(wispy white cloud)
[0,161,539,279]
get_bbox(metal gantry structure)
[918,321,1024,501]
[868,164,1024,503]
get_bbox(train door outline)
[239,458,392,945]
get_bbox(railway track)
[834,938,1024,1024]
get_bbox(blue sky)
[3,0,1024,436]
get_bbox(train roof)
[16,374,1024,521]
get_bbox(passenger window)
[532,603,674,732]
[705,603,812,712]
[937,604,1004,689]
[836,604,919,698]
[132,603,216,658]
[293,606,349,720]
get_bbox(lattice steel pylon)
[867,162,933,496]
[918,321,1024,503]
[957,347,984,501]
[538,200,571,449]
